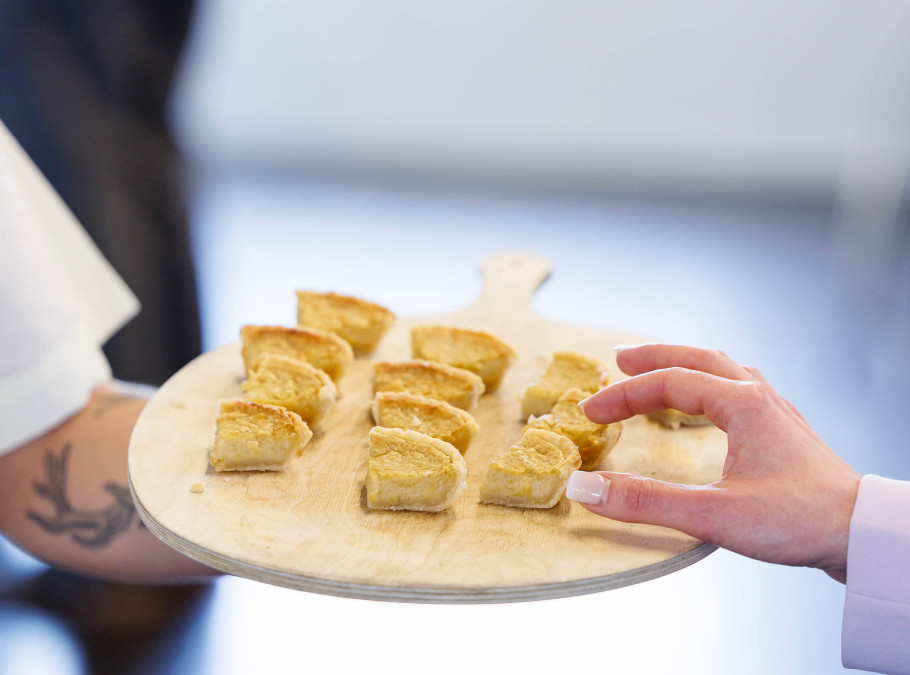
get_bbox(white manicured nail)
[566,471,609,505]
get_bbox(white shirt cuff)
[842,474,910,674]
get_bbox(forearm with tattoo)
[0,381,215,582]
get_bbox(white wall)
[173,0,910,200]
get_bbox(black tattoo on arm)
[26,443,137,548]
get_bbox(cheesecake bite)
[365,427,468,512]
[373,359,485,410]
[242,353,337,426]
[240,324,353,384]
[372,391,479,454]
[480,427,581,509]
[520,351,610,419]
[210,399,313,472]
[411,325,516,391]
[525,388,622,470]
[296,291,395,353]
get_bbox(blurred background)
[2,0,909,673]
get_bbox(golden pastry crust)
[210,399,313,472]
[479,428,581,508]
[242,353,337,426]
[520,351,610,419]
[240,324,353,384]
[365,427,468,512]
[296,291,395,353]
[372,391,479,454]
[411,325,516,391]
[372,359,485,410]
[526,388,622,470]
[646,410,711,429]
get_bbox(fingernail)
[613,345,636,352]
[577,395,592,412]
[566,471,609,505]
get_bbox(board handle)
[473,251,551,312]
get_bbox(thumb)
[566,471,716,538]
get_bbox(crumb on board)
[189,481,205,494]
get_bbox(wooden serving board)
[128,252,727,603]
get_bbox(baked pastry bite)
[210,399,313,472]
[372,391,479,454]
[365,427,468,512]
[411,325,516,391]
[296,291,395,353]
[240,324,353,384]
[373,359,485,410]
[480,428,581,509]
[242,353,336,426]
[520,350,610,419]
[525,388,622,470]
[646,410,711,430]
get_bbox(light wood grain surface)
[128,252,727,602]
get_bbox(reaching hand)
[566,344,860,583]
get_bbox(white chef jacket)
[0,119,139,456]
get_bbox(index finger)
[614,344,758,382]
[581,367,760,432]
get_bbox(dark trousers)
[0,0,200,385]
